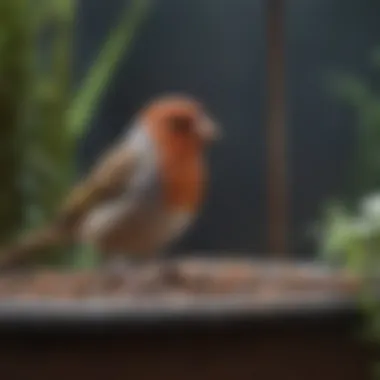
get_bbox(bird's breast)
[160,153,206,213]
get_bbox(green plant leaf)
[67,0,151,140]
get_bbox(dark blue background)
[74,0,380,256]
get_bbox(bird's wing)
[57,141,139,228]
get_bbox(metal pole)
[266,0,288,256]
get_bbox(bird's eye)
[169,115,193,134]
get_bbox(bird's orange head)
[137,94,220,211]
[138,94,220,157]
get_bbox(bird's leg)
[104,254,143,278]
[103,254,183,291]
[103,254,149,291]
[103,254,129,277]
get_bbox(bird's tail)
[0,225,69,271]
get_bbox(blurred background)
[4,0,380,261]
[1,1,380,379]
[76,0,380,259]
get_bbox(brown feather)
[0,141,138,269]
[57,143,138,228]
[0,225,67,270]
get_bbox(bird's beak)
[198,116,222,143]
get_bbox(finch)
[0,94,220,270]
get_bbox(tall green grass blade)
[67,0,151,140]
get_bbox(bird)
[0,94,220,272]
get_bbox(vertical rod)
[266,0,288,256]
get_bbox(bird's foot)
[103,256,152,292]
[101,256,184,293]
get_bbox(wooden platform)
[0,259,374,380]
